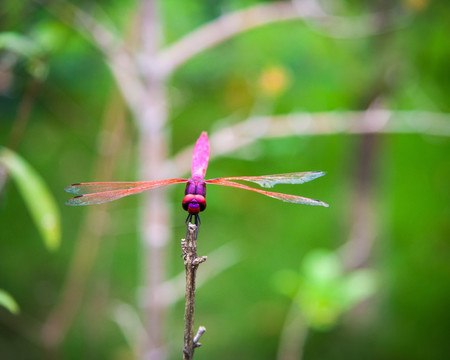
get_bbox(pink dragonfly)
[65,132,328,225]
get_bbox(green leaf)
[0,32,43,58]
[0,289,20,314]
[0,148,61,250]
[341,269,377,309]
[301,249,342,285]
[294,249,378,330]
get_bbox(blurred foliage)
[274,249,376,330]
[0,289,19,314]
[0,1,449,360]
[0,31,48,80]
[0,147,60,250]
[0,32,43,59]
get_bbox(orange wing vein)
[65,179,188,206]
[206,179,328,207]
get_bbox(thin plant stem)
[276,299,308,360]
[181,224,207,360]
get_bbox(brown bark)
[182,224,207,360]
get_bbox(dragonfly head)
[182,194,206,215]
[183,179,207,215]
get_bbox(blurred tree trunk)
[136,1,171,359]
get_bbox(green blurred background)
[0,0,449,359]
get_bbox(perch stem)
[182,224,207,360]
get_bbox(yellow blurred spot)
[403,0,430,12]
[258,65,290,97]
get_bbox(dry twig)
[182,224,207,360]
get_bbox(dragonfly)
[65,132,328,225]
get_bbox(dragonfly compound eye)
[182,195,206,214]
[195,195,206,212]
[182,194,195,211]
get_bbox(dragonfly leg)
[185,213,201,227]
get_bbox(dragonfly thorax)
[182,179,207,215]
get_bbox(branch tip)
[193,256,207,265]
[193,326,207,347]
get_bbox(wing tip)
[314,171,326,178]
[65,195,83,206]
[307,198,329,207]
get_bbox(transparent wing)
[65,181,158,195]
[208,171,326,188]
[67,189,142,206]
[206,179,329,207]
[65,179,188,206]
